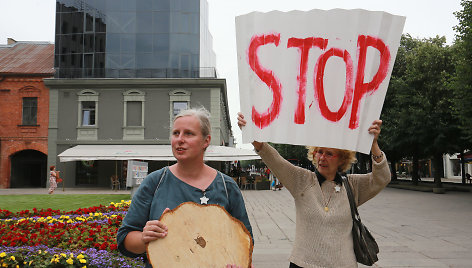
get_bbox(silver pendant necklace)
[200,190,209,204]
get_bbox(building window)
[22,97,38,125]
[81,101,96,126]
[169,90,191,126]
[173,101,188,117]
[452,159,461,176]
[123,90,145,140]
[126,101,142,126]
[77,89,99,140]
[76,160,98,185]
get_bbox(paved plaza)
[244,187,472,268]
[1,186,472,267]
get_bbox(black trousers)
[289,262,302,268]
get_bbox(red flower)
[100,242,108,250]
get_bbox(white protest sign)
[236,9,405,154]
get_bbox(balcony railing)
[54,67,218,79]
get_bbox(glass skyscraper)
[54,0,216,78]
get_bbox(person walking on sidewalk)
[237,112,391,268]
[48,166,60,194]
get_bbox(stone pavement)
[243,187,472,268]
[1,186,472,267]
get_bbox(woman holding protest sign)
[237,112,390,267]
[117,108,252,268]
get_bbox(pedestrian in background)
[48,166,59,194]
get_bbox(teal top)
[117,167,253,262]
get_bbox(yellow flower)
[61,253,67,258]
[82,266,87,268]
[16,265,19,268]
[79,259,87,263]
[9,256,15,261]
[0,252,5,258]
[77,254,84,259]
[66,258,74,265]
[29,261,33,265]
[2,264,7,268]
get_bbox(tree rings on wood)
[147,202,253,268]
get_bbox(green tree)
[270,143,312,168]
[453,0,472,183]
[380,34,418,181]
[382,35,459,186]
[453,0,472,142]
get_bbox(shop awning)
[58,145,260,162]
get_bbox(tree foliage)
[381,35,459,186]
[270,143,312,169]
[453,0,472,146]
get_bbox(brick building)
[0,38,54,188]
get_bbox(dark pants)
[289,262,302,268]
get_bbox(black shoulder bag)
[342,176,379,266]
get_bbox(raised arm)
[237,112,263,151]
[368,119,383,163]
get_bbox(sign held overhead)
[236,9,405,153]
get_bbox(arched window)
[123,90,145,140]
[169,89,191,124]
[77,89,99,140]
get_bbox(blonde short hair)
[306,146,356,173]
[173,107,211,138]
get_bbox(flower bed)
[0,201,144,268]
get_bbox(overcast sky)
[0,0,463,148]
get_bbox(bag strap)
[219,171,229,201]
[154,166,168,196]
[342,176,360,221]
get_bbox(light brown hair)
[306,146,356,172]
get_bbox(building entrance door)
[10,150,47,188]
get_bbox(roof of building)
[0,39,54,75]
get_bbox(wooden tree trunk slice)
[146,202,253,268]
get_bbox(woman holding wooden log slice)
[117,108,253,268]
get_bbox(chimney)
[7,38,17,45]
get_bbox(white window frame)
[169,89,191,126]
[123,89,145,140]
[77,89,99,140]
